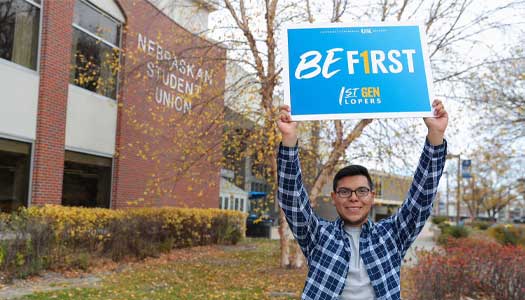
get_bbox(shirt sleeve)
[277,142,320,258]
[392,138,447,258]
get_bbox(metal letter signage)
[282,22,434,121]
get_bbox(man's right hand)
[277,105,298,147]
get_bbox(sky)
[208,0,525,190]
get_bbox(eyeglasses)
[336,187,371,199]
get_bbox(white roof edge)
[220,178,249,196]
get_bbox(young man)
[276,100,448,300]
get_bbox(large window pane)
[0,138,31,213]
[70,0,121,99]
[73,0,120,46]
[62,151,112,208]
[0,0,40,70]
[70,28,120,99]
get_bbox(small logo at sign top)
[360,28,372,34]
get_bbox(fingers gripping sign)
[277,105,298,147]
[424,99,448,146]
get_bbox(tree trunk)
[279,210,290,267]
[309,119,373,202]
[291,239,305,268]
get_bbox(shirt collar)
[336,218,373,233]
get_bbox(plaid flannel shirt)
[277,139,447,300]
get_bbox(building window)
[240,199,244,212]
[219,196,223,209]
[70,0,121,99]
[0,138,31,213]
[224,197,229,210]
[0,0,41,70]
[62,151,112,208]
[234,198,239,210]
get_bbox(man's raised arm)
[392,99,448,257]
[277,106,319,257]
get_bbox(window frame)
[62,148,113,208]
[70,0,122,100]
[0,133,34,211]
[0,0,43,72]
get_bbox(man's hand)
[277,105,298,147]
[423,99,448,146]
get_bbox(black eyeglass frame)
[335,187,371,199]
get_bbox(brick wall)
[111,0,226,209]
[31,0,74,205]
[27,0,225,209]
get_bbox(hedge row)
[0,205,246,280]
[408,238,525,300]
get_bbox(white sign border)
[281,21,435,121]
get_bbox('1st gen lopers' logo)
[339,86,382,105]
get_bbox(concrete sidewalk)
[403,221,439,266]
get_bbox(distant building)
[221,106,272,216]
[218,56,273,214]
[219,168,249,213]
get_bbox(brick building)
[0,0,226,212]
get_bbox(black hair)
[333,165,374,192]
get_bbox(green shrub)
[444,224,470,238]
[437,224,469,245]
[470,220,491,230]
[431,216,448,225]
[488,224,525,246]
[437,221,451,230]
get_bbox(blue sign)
[462,159,472,179]
[282,23,434,121]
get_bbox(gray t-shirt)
[339,225,376,300]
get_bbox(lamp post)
[443,171,450,218]
[518,178,525,219]
[446,153,461,223]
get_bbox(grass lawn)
[20,239,308,300]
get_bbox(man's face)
[331,175,374,227]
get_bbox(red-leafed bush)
[407,238,525,300]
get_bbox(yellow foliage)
[23,205,246,246]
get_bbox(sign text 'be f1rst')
[282,23,434,121]
[295,49,416,79]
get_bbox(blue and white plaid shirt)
[277,139,447,300]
